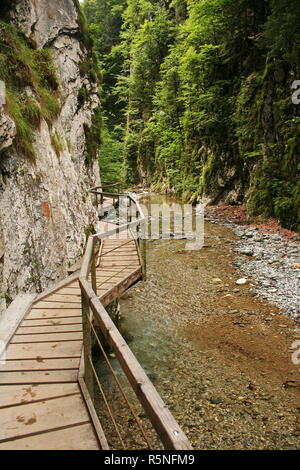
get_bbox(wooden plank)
[0,394,91,441]
[5,341,82,360]
[33,302,81,310]
[27,309,81,319]
[0,294,36,347]
[0,383,79,408]
[0,370,78,384]
[96,281,119,289]
[101,255,139,260]
[22,317,82,327]
[100,263,139,268]
[17,324,82,335]
[101,254,139,259]
[33,273,79,304]
[79,378,109,450]
[0,423,100,450]
[78,355,109,451]
[45,294,81,303]
[100,268,142,307]
[53,288,81,295]
[11,332,83,344]
[102,246,137,252]
[96,269,137,275]
[102,244,137,249]
[95,219,142,240]
[63,282,80,288]
[0,358,80,372]
[80,281,192,450]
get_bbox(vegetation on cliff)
[0,3,102,167]
[0,21,60,160]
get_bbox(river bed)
[95,194,300,450]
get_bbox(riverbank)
[206,205,300,329]
[94,193,300,450]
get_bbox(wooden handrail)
[90,182,123,191]
[79,278,192,450]
[79,187,191,450]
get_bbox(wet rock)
[239,248,254,256]
[234,322,247,327]
[210,397,223,405]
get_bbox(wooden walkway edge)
[0,187,192,450]
[0,213,144,449]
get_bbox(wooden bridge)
[0,186,192,450]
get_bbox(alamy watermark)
[291,340,300,365]
[0,80,6,106]
[99,197,205,250]
[0,340,6,366]
[291,80,300,105]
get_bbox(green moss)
[78,85,90,106]
[73,0,95,51]
[0,21,61,161]
[50,132,64,157]
[33,49,59,91]
[67,139,73,152]
[84,224,96,242]
[83,104,103,167]
[79,57,101,83]
[3,288,12,307]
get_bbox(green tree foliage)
[83,0,300,231]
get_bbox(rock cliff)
[0,0,101,312]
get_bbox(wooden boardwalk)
[0,227,143,449]
[0,189,191,450]
[96,230,142,307]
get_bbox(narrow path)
[0,278,100,450]
[0,218,143,449]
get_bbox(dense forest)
[82,0,300,232]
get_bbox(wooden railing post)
[139,221,147,281]
[128,196,132,223]
[81,291,94,400]
[91,237,97,295]
[141,238,147,281]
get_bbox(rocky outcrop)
[0,108,16,153]
[0,0,101,307]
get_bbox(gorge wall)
[0,0,102,313]
[83,0,300,234]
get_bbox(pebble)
[240,248,254,256]
[210,397,223,405]
[228,224,300,323]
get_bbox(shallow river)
[95,194,300,450]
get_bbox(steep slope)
[0,0,101,311]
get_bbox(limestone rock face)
[0,107,16,152]
[0,0,101,306]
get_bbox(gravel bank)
[206,210,300,330]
